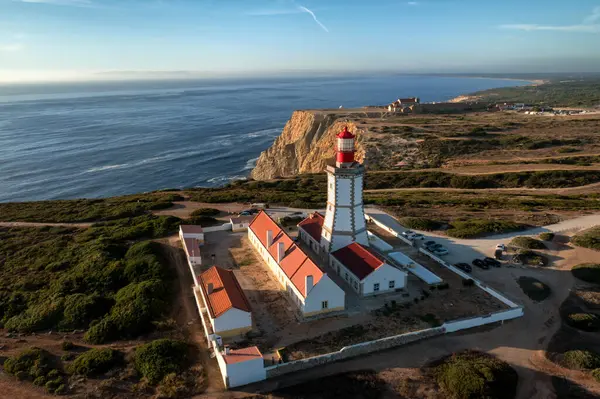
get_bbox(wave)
[85,164,130,173]
[243,157,259,170]
[206,175,248,185]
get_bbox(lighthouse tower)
[320,127,369,253]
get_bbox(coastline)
[448,77,548,103]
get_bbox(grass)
[517,277,551,301]
[565,313,600,332]
[510,236,547,250]
[572,227,600,251]
[539,232,555,241]
[433,350,518,399]
[572,264,600,284]
[399,217,442,231]
[134,339,189,384]
[67,348,124,376]
[446,219,526,239]
[562,350,600,370]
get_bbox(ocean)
[0,75,529,203]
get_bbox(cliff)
[251,111,367,180]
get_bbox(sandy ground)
[0,221,92,228]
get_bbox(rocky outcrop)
[251,111,366,180]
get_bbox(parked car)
[433,247,449,256]
[410,233,425,240]
[428,243,443,250]
[239,211,252,216]
[472,259,489,269]
[401,230,415,237]
[424,240,436,247]
[484,257,501,268]
[455,262,472,273]
[494,249,503,260]
[496,243,506,251]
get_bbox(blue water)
[0,75,529,203]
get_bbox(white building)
[198,266,252,337]
[230,215,255,232]
[330,242,407,296]
[248,211,345,317]
[320,127,369,253]
[218,346,266,388]
[179,225,205,243]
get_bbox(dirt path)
[0,221,92,228]
[161,235,225,394]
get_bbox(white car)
[401,230,415,237]
[434,247,449,256]
[495,244,506,251]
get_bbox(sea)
[0,75,530,203]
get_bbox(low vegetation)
[190,207,220,217]
[0,193,180,223]
[565,313,600,332]
[517,277,551,301]
[67,348,124,376]
[539,232,555,241]
[433,351,518,399]
[273,370,387,399]
[446,219,525,239]
[572,263,600,284]
[572,227,600,251]
[514,250,548,266]
[562,350,600,370]
[510,236,547,250]
[2,348,66,394]
[399,217,443,231]
[134,339,189,384]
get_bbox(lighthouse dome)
[337,126,355,139]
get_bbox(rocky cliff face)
[251,111,366,180]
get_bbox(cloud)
[17,0,92,6]
[297,4,329,32]
[0,43,23,51]
[500,7,600,33]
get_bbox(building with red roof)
[219,346,266,388]
[248,210,345,317]
[198,266,252,337]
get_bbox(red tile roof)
[223,346,263,365]
[180,225,204,234]
[199,266,251,318]
[331,242,385,280]
[298,212,324,242]
[249,211,324,298]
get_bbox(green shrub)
[517,277,551,301]
[539,232,555,241]
[399,217,442,231]
[61,341,74,351]
[447,219,525,239]
[55,384,67,395]
[134,339,188,384]
[68,348,123,376]
[3,347,53,380]
[434,351,518,399]
[572,227,600,251]
[565,313,600,332]
[515,250,548,266]
[59,293,111,330]
[190,208,220,217]
[572,264,600,284]
[591,368,600,383]
[563,350,600,370]
[33,376,46,386]
[510,236,546,250]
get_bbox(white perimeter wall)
[203,224,233,233]
[212,308,252,334]
[361,263,407,295]
[303,275,345,313]
[227,358,267,388]
[368,231,393,252]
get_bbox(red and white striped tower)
[320,126,369,253]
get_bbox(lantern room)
[336,126,355,168]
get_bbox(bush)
[517,277,551,301]
[510,236,546,250]
[565,313,600,332]
[591,368,600,382]
[190,208,220,217]
[563,350,600,370]
[134,339,188,384]
[61,341,74,351]
[3,347,53,380]
[447,219,525,239]
[572,227,600,251]
[434,351,518,399]
[515,250,548,266]
[539,232,555,241]
[68,348,124,376]
[399,217,442,231]
[572,264,600,284]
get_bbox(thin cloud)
[500,7,600,33]
[0,43,23,52]
[17,0,92,6]
[297,4,329,32]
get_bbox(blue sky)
[1,0,599,82]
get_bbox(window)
[374,283,380,292]
[344,272,348,281]
[389,280,395,289]
[353,281,358,289]
[322,301,328,309]
[329,183,333,189]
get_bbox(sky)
[0,0,599,82]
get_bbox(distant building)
[230,215,255,232]
[198,266,252,337]
[248,211,345,317]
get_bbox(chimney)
[277,241,285,263]
[266,230,273,247]
[305,275,314,294]
[207,283,214,294]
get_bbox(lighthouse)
[320,126,369,253]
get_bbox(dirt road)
[0,221,92,228]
